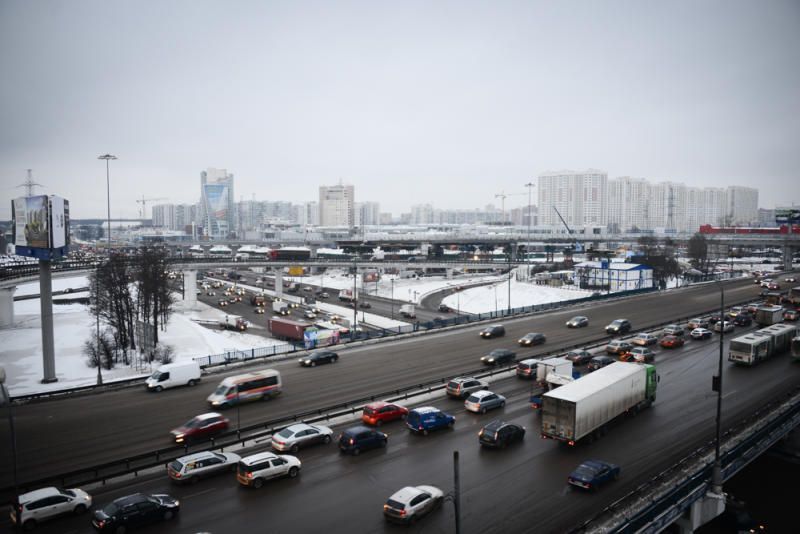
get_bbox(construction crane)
[494,191,527,224]
[136,196,168,219]
[551,206,585,266]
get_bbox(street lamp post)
[711,279,725,494]
[98,154,117,248]
[390,278,394,320]
[525,181,535,263]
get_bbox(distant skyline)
[2,0,799,219]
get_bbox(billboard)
[362,270,380,283]
[12,195,70,259]
[775,208,800,225]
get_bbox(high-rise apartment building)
[410,204,435,225]
[538,170,607,227]
[607,177,651,231]
[200,168,235,239]
[319,183,354,227]
[726,186,758,225]
[355,202,381,226]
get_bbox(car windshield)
[447,381,459,389]
[364,405,377,414]
[102,502,120,515]
[213,385,231,396]
[150,370,165,380]
[574,465,599,477]
[168,460,184,472]
[466,395,480,402]
[612,320,623,325]
[277,428,295,438]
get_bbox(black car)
[298,351,339,367]
[338,426,388,455]
[479,420,526,448]
[605,319,632,335]
[518,332,546,346]
[92,493,179,532]
[565,350,594,365]
[438,303,451,312]
[479,325,505,338]
[587,355,616,371]
[733,313,752,326]
[358,301,371,309]
[480,348,516,366]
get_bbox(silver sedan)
[271,423,333,453]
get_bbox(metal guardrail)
[570,386,800,533]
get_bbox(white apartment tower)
[607,177,651,231]
[319,182,355,227]
[538,170,607,227]
[726,186,758,225]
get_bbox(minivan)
[406,407,455,435]
[206,370,282,408]
[338,426,388,455]
[146,361,201,392]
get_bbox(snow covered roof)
[575,261,649,271]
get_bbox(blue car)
[568,460,620,491]
[406,407,455,435]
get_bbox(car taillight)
[349,438,354,445]
[418,425,423,430]
[247,472,253,479]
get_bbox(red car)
[784,309,799,322]
[660,335,685,349]
[170,412,229,443]
[361,402,408,426]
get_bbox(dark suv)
[478,420,526,448]
[605,319,632,335]
[480,348,516,366]
[480,325,505,338]
[92,493,179,532]
[337,426,387,455]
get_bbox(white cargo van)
[399,304,416,318]
[146,361,201,392]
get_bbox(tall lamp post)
[0,366,19,497]
[711,279,725,494]
[98,154,117,248]
[390,277,395,320]
[524,181,535,263]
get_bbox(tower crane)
[136,196,168,219]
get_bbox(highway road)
[1,276,798,532]
[2,325,798,534]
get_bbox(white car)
[271,423,333,452]
[383,485,444,524]
[236,452,301,488]
[11,487,92,530]
[690,328,713,340]
[714,321,735,333]
[167,451,241,484]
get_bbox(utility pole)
[98,154,117,247]
[16,169,44,197]
[525,181,535,262]
[453,450,461,534]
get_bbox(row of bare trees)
[85,247,175,369]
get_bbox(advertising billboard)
[12,195,70,259]
[775,208,800,225]
[362,270,380,283]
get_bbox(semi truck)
[728,323,798,366]
[220,315,248,331]
[272,301,290,315]
[792,336,800,362]
[339,288,357,302]
[268,316,313,342]
[251,294,266,306]
[754,305,785,326]
[536,357,573,383]
[541,362,658,445]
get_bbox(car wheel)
[188,379,198,387]
[375,419,382,427]
[310,362,316,367]
[323,435,331,444]
[74,503,87,514]
[253,478,264,489]
[291,444,299,453]
[288,466,299,478]
[22,519,36,531]
[154,385,163,392]
[352,447,361,456]
[114,526,126,534]
[422,429,429,436]
[500,401,505,408]
[481,407,487,414]
[164,510,174,521]
[332,356,338,363]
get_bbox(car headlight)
[488,358,495,362]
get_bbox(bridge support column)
[0,286,16,328]
[446,268,453,279]
[183,270,197,308]
[275,269,284,297]
[673,490,725,533]
[783,245,794,272]
[39,261,57,383]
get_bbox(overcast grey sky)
[1,0,799,219]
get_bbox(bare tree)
[688,233,711,273]
[89,254,137,363]
[135,247,175,346]
[83,329,116,370]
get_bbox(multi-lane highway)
[1,277,797,533]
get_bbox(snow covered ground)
[1,259,766,395]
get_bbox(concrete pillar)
[275,269,284,297]
[673,490,725,533]
[0,286,16,327]
[783,245,794,272]
[446,268,453,279]
[39,261,57,383]
[183,270,197,308]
